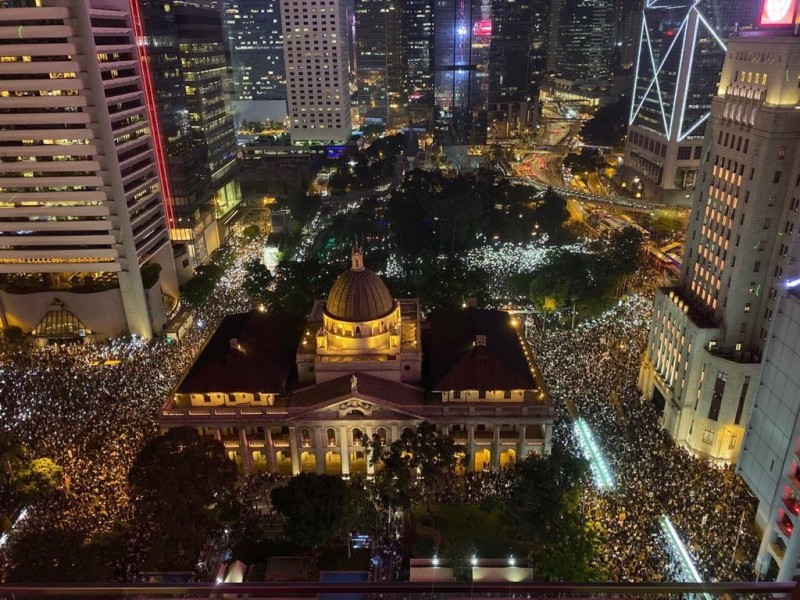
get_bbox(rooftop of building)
[175,311,305,395]
[659,287,717,329]
[424,307,544,397]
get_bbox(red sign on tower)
[759,0,798,25]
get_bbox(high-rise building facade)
[638,22,800,464]
[132,1,242,265]
[551,0,615,83]
[623,0,756,205]
[174,5,242,227]
[487,0,548,138]
[354,0,403,126]
[400,0,435,108]
[433,0,492,145]
[223,0,286,101]
[280,0,353,143]
[0,0,179,339]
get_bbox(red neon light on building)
[128,0,175,229]
[759,0,797,25]
[473,19,492,37]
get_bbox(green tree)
[243,224,261,241]
[2,325,24,345]
[128,427,238,567]
[606,226,644,276]
[181,263,225,306]
[269,258,339,314]
[242,259,274,304]
[12,458,62,504]
[563,149,605,174]
[580,96,629,148]
[369,422,466,509]
[533,189,569,244]
[271,473,352,549]
[504,446,587,547]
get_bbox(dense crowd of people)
[0,238,262,578]
[535,291,759,583]
[0,223,762,586]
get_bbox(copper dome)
[325,248,395,322]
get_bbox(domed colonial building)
[297,247,422,384]
[161,248,553,476]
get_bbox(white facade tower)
[280,0,352,143]
[0,0,178,340]
[639,10,800,463]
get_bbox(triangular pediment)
[288,372,426,420]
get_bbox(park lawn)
[411,503,517,559]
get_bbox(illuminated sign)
[473,19,492,37]
[759,0,797,25]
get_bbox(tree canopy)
[242,258,274,304]
[271,474,378,549]
[128,427,239,568]
[581,96,629,148]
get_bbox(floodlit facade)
[281,0,352,143]
[639,25,800,464]
[224,0,286,101]
[623,0,756,205]
[0,0,179,340]
[161,248,554,475]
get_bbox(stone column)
[543,422,553,455]
[239,429,253,476]
[517,425,528,462]
[391,424,399,445]
[288,426,301,475]
[467,424,476,473]
[214,428,221,441]
[315,427,326,474]
[265,428,276,474]
[491,426,500,471]
[365,425,374,476]
[756,523,777,578]
[340,425,350,476]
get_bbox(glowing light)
[574,418,615,491]
[660,515,712,600]
[760,0,797,24]
[786,277,800,288]
[456,25,468,36]
[470,555,478,566]
[473,19,492,37]
[432,556,440,567]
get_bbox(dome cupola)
[325,246,395,322]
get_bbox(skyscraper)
[487,0,548,138]
[174,5,242,226]
[433,0,492,145]
[400,0,435,108]
[281,0,353,143]
[0,0,179,339]
[551,0,615,83]
[354,0,403,126]
[638,14,800,464]
[622,0,756,205]
[132,1,242,265]
[223,0,286,101]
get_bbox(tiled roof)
[177,311,305,394]
[425,307,537,391]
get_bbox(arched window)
[326,428,337,446]
[375,427,387,445]
[355,326,361,336]
[402,426,414,439]
[301,428,311,447]
[352,427,364,445]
